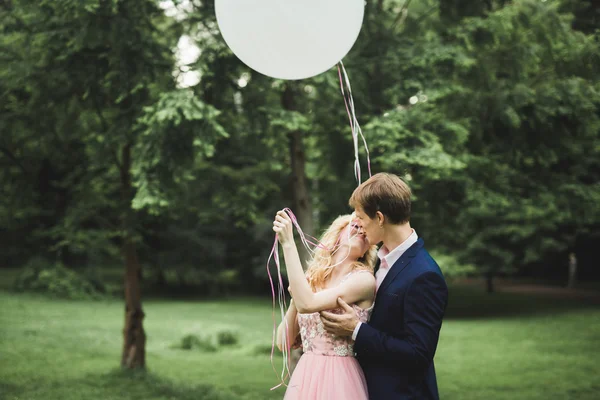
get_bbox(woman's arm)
[274,211,375,314]
[276,300,300,352]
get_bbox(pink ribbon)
[267,209,363,389]
[268,63,371,390]
[337,61,372,184]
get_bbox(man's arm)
[353,272,448,370]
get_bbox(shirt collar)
[377,230,418,269]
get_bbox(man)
[320,173,448,400]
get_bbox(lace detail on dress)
[297,305,372,357]
[333,342,356,356]
[296,270,375,357]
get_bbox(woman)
[273,210,378,400]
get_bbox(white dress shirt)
[352,230,418,340]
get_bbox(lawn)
[0,283,598,400]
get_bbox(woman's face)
[337,220,370,258]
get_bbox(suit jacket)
[355,238,448,400]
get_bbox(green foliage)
[176,334,218,352]
[252,343,275,356]
[132,90,228,213]
[14,258,103,300]
[429,251,477,281]
[443,1,600,271]
[174,329,239,352]
[216,329,239,346]
[1,0,599,286]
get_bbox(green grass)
[0,292,285,400]
[437,287,600,399]
[0,284,599,399]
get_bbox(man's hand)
[319,297,359,337]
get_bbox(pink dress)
[284,271,374,400]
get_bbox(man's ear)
[376,211,385,226]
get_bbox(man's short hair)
[349,173,412,224]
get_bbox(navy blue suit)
[354,238,448,400]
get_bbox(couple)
[273,173,449,400]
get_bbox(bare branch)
[391,0,413,31]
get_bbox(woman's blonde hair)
[305,214,378,291]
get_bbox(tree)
[438,0,600,290]
[0,0,226,368]
[2,0,599,312]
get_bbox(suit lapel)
[376,238,424,297]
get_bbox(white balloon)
[215,0,365,80]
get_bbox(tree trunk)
[119,143,146,369]
[281,83,313,374]
[289,130,314,243]
[567,253,577,289]
[282,84,314,262]
[485,271,495,294]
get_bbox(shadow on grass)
[0,382,21,399]
[1,369,239,400]
[446,285,599,320]
[85,368,238,400]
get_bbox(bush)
[174,331,239,352]
[13,258,103,300]
[430,251,478,281]
[252,343,276,356]
[216,330,239,346]
[176,334,218,352]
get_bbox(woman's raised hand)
[273,210,294,246]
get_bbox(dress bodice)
[295,271,374,357]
